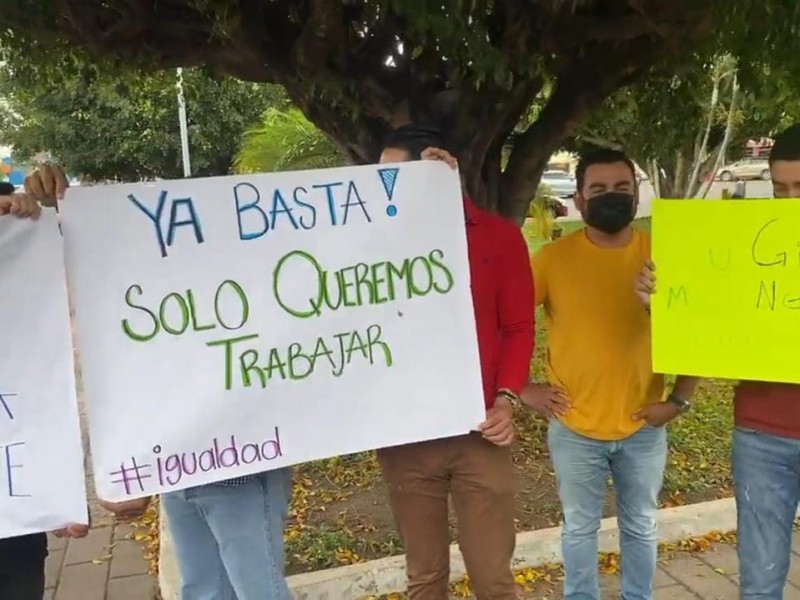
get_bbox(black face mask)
[584,192,635,234]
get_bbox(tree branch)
[578,133,625,151]
[501,49,656,217]
[501,49,646,220]
[700,69,740,198]
[1,0,724,216]
[500,2,716,220]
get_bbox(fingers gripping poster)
[62,162,486,501]
[0,211,87,538]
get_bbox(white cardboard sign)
[0,211,87,538]
[61,162,485,501]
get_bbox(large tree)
[567,56,800,198]
[0,65,283,181]
[2,1,795,218]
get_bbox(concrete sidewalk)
[51,526,800,599]
[45,524,156,600]
[492,535,800,599]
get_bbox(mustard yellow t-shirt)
[531,228,664,441]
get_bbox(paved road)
[558,180,774,222]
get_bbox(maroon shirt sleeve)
[494,224,536,395]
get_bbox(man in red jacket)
[376,126,535,600]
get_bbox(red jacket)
[464,198,535,408]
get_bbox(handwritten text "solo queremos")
[119,249,454,389]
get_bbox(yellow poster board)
[652,199,800,384]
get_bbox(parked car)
[540,170,576,199]
[717,158,771,181]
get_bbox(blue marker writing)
[378,168,399,216]
[128,191,205,258]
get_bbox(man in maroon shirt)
[636,124,800,599]
[375,125,535,600]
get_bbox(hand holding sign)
[420,147,458,170]
[635,260,656,307]
[0,164,70,219]
[98,496,151,519]
[53,522,90,539]
[0,195,41,220]
[24,164,69,206]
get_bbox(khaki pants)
[377,433,517,600]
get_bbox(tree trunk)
[501,57,657,223]
[673,151,685,198]
[649,160,662,198]
[700,70,739,198]
[289,73,615,223]
[686,71,721,193]
[660,174,677,198]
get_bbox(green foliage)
[0,0,749,216]
[2,0,800,214]
[720,1,800,85]
[0,64,285,181]
[235,108,345,174]
[566,53,800,197]
[662,380,734,495]
[524,184,558,241]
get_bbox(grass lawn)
[282,217,735,575]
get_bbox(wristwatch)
[496,388,521,409]
[667,393,690,414]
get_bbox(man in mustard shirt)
[522,149,697,600]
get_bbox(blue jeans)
[733,427,800,599]
[548,420,667,600]
[162,470,292,600]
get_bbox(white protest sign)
[61,161,485,501]
[0,211,87,538]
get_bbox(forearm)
[496,229,536,395]
[671,375,700,400]
[496,332,535,395]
